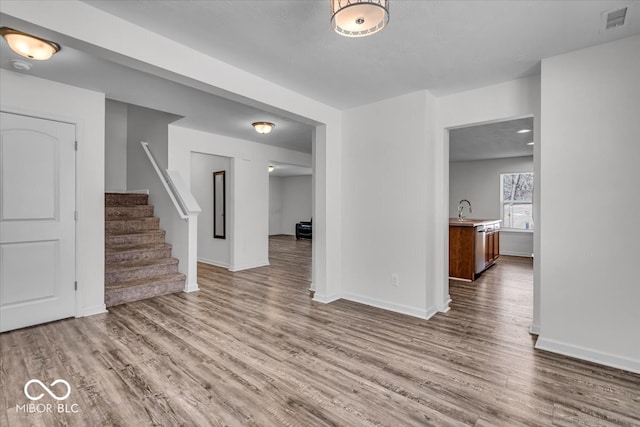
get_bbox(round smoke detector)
[11,59,32,71]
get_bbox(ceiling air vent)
[605,7,627,30]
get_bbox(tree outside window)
[501,172,534,230]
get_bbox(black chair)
[295,220,312,240]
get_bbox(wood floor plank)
[1,236,639,426]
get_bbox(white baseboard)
[183,280,199,293]
[535,336,640,374]
[197,258,229,268]
[79,304,107,317]
[437,296,452,313]
[500,251,534,257]
[312,293,341,304]
[228,260,270,272]
[529,323,540,335]
[341,292,438,320]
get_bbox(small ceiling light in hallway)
[331,0,389,37]
[0,27,60,60]
[252,122,275,134]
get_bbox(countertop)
[449,218,502,227]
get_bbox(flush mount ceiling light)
[0,27,60,60]
[517,129,532,134]
[526,141,535,146]
[268,165,275,173]
[330,0,389,37]
[252,122,275,134]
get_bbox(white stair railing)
[140,141,200,219]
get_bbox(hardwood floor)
[1,235,639,426]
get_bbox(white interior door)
[0,112,76,332]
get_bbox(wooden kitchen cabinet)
[485,229,500,266]
[450,219,500,281]
[449,225,475,281]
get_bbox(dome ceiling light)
[330,0,390,37]
[0,27,60,60]
[252,122,275,134]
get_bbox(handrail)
[140,141,188,219]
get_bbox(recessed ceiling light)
[526,141,534,146]
[517,129,532,134]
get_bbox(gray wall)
[104,99,128,192]
[450,156,533,257]
[269,175,312,235]
[269,176,284,235]
[191,152,231,267]
[537,35,640,371]
[126,104,181,190]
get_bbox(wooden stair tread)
[105,273,186,291]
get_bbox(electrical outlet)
[391,273,399,287]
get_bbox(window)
[501,172,534,231]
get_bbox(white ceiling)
[449,117,534,162]
[0,15,315,153]
[1,1,639,157]
[83,0,640,109]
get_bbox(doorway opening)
[268,161,314,291]
[446,116,535,324]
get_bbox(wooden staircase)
[105,193,185,307]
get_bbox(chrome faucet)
[458,199,472,220]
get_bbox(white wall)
[450,156,534,257]
[191,152,230,267]
[1,69,106,316]
[283,176,313,234]
[537,35,640,373]
[269,175,313,236]
[168,125,311,271]
[269,177,284,235]
[341,91,437,319]
[436,75,541,328]
[104,99,128,192]
[126,104,181,189]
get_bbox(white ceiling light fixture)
[0,27,60,60]
[526,141,534,146]
[252,121,275,134]
[517,129,532,134]
[268,165,275,173]
[330,0,389,37]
